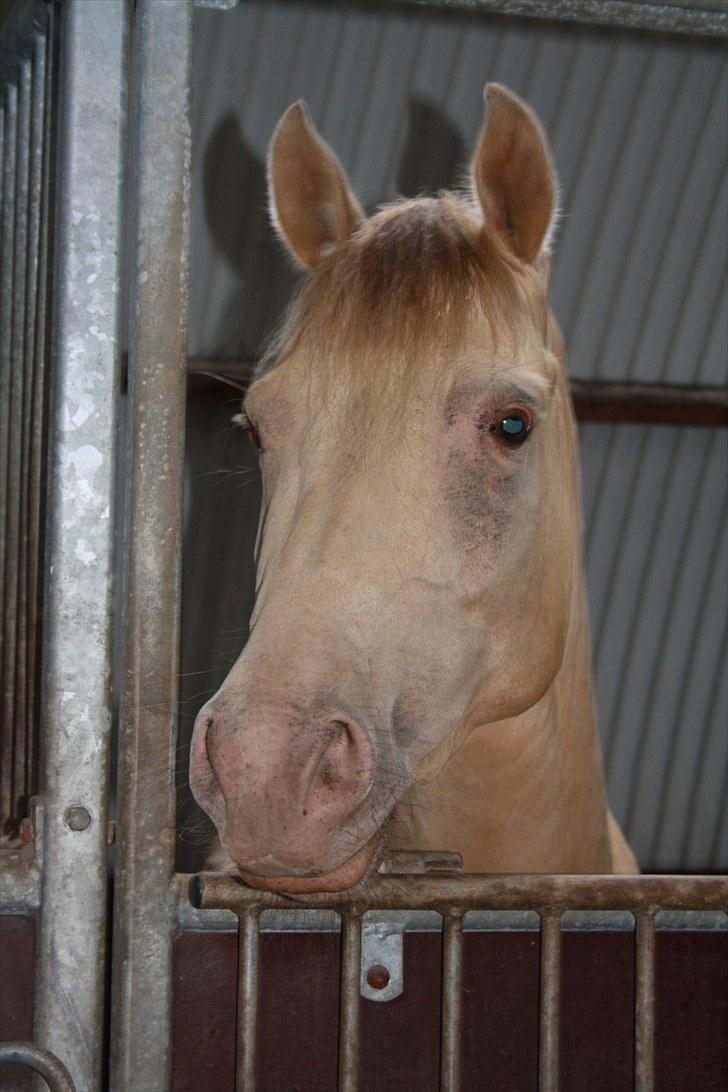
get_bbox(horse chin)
[237,833,381,895]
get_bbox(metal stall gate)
[0,1,726,1090]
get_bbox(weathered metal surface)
[4,53,31,831]
[359,918,404,1002]
[198,872,724,1090]
[235,910,260,1092]
[0,1042,75,1092]
[0,843,41,913]
[0,799,42,913]
[109,1,192,1089]
[34,1,125,1089]
[538,913,562,1092]
[338,912,362,1092]
[570,379,728,427]
[21,18,51,810]
[0,72,18,831]
[404,0,726,36]
[192,871,728,914]
[634,911,656,1092]
[0,1,55,839]
[440,911,464,1092]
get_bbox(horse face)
[190,85,575,891]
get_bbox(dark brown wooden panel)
[655,931,728,1092]
[462,931,540,1090]
[561,931,635,1091]
[0,915,37,1092]
[172,928,728,1091]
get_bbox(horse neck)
[391,570,613,873]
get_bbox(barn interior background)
[179,0,728,875]
[0,1,726,1091]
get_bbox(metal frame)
[33,2,127,1091]
[194,0,727,36]
[0,0,56,839]
[108,2,192,1089]
[403,0,727,37]
[193,870,728,1092]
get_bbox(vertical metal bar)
[109,2,192,1089]
[6,56,31,825]
[235,909,260,1092]
[538,912,562,1092]
[0,82,17,827]
[634,911,656,1092]
[440,911,464,1092]
[25,13,54,796]
[19,27,48,805]
[34,1,126,1089]
[338,911,362,1092]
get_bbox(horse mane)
[259,193,530,426]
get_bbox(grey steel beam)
[403,0,726,37]
[109,1,192,1089]
[191,0,726,35]
[34,1,127,1090]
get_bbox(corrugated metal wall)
[181,1,727,872]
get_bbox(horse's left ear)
[472,84,557,265]
[268,101,363,269]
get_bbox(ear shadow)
[201,111,299,357]
[397,97,467,198]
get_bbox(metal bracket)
[360,917,405,1003]
[377,849,463,875]
[358,851,463,1001]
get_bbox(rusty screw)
[64,805,91,831]
[366,963,391,991]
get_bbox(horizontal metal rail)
[402,0,727,37]
[189,0,727,36]
[192,871,726,1092]
[569,379,728,428]
[192,871,727,914]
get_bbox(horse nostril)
[310,717,372,805]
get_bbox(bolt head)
[65,805,91,831]
[366,963,391,990]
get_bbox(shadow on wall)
[199,109,299,358]
[176,98,469,871]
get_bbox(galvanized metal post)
[34,2,127,1089]
[338,911,363,1092]
[235,909,261,1091]
[538,912,562,1092]
[634,910,657,1092]
[109,1,192,1089]
[440,911,464,1092]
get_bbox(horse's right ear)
[268,102,363,269]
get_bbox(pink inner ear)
[269,102,362,269]
[473,84,556,265]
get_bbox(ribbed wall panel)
[186,2,727,871]
[0,5,55,834]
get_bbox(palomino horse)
[190,83,638,891]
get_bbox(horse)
[190,83,638,892]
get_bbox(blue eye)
[501,416,525,436]
[497,411,531,445]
